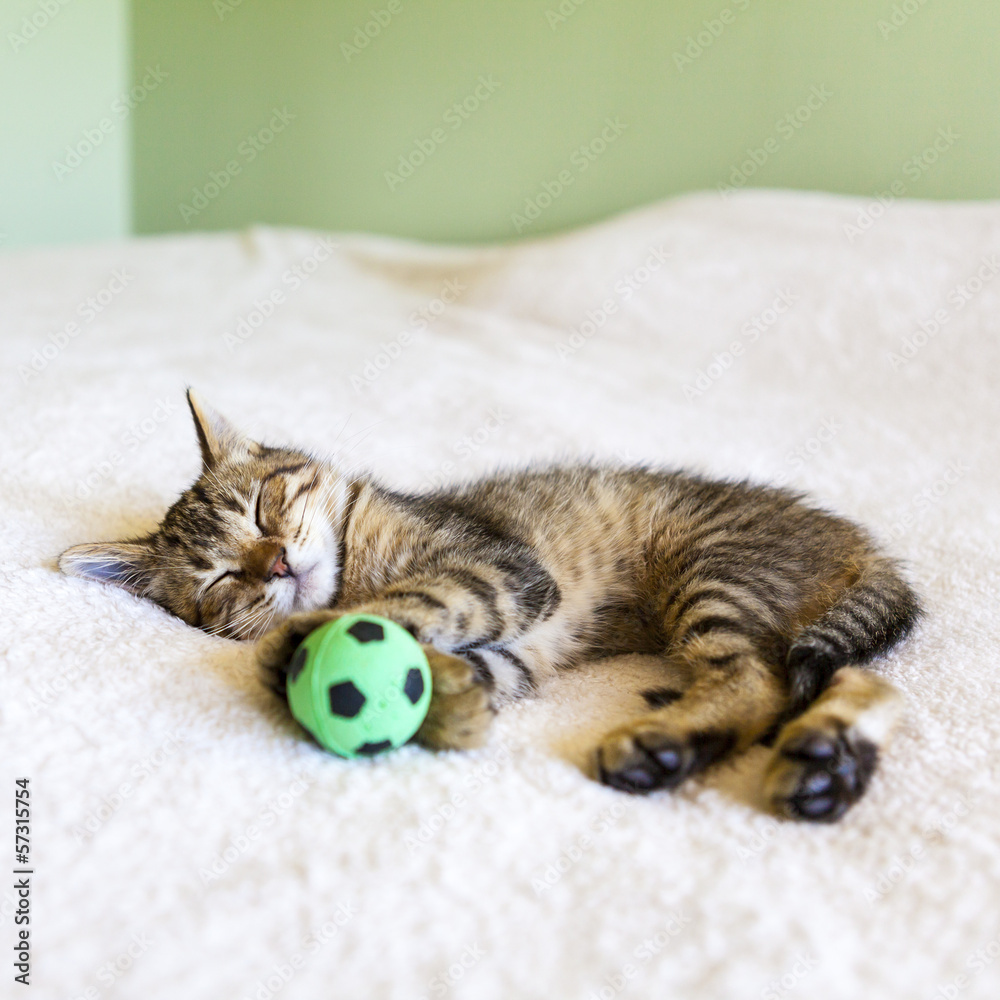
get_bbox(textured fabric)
[2,190,998,1000]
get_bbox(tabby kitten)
[60,392,920,822]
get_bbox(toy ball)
[286,614,432,758]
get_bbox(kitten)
[60,391,920,822]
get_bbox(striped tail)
[785,559,922,715]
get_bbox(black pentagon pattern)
[355,740,393,757]
[403,667,425,705]
[347,620,385,643]
[287,645,308,683]
[328,681,366,719]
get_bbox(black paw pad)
[781,730,878,823]
[598,729,736,795]
[600,761,665,793]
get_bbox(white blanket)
[2,190,999,1000]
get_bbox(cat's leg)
[256,563,521,693]
[321,563,555,704]
[412,647,495,750]
[764,666,902,822]
[257,561,553,749]
[596,642,785,793]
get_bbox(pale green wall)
[1,0,130,249]
[131,0,1000,243]
[4,2,999,249]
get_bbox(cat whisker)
[229,596,282,640]
[201,598,264,638]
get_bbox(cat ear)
[186,389,252,469]
[58,540,156,596]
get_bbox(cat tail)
[784,558,922,716]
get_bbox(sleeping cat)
[60,391,920,822]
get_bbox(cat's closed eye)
[205,570,240,591]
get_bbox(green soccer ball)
[285,614,432,758]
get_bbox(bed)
[3,189,998,1000]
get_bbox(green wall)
[4,2,999,250]
[1,0,130,249]
[131,0,1000,243]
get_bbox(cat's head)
[59,391,344,639]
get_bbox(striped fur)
[60,394,922,821]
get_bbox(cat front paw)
[256,610,343,699]
[413,647,495,751]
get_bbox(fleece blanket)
[2,190,999,1000]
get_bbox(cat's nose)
[247,541,291,581]
[268,547,291,580]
